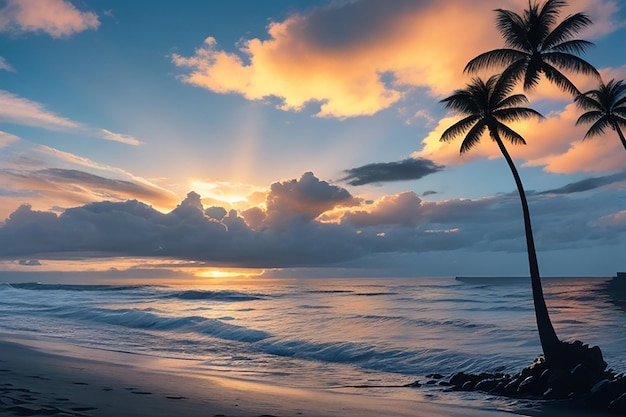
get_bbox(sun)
[188,180,249,204]
[195,268,264,279]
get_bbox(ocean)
[1,276,624,411]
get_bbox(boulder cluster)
[421,341,626,414]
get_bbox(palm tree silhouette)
[465,0,599,96]
[440,75,566,360]
[457,0,607,368]
[575,78,626,151]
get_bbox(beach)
[1,277,623,417]
[0,335,527,417]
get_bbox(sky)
[0,0,625,281]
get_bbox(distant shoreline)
[455,275,612,280]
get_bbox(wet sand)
[0,334,531,417]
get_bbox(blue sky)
[0,0,625,280]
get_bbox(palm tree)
[440,74,565,361]
[458,0,609,369]
[465,0,599,96]
[575,78,626,151]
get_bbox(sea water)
[0,277,624,395]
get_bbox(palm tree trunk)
[614,124,626,151]
[493,133,561,360]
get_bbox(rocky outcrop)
[423,341,626,414]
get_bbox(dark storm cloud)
[341,158,444,186]
[537,171,626,195]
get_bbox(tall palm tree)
[440,74,564,360]
[576,78,626,151]
[465,0,599,96]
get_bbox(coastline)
[0,333,527,417]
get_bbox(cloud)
[538,171,626,195]
[0,90,142,145]
[595,210,626,228]
[34,168,174,202]
[0,134,178,220]
[0,57,14,72]
[341,158,444,186]
[264,172,360,229]
[341,192,424,227]
[0,130,20,147]
[0,0,99,38]
[1,170,623,269]
[0,90,78,130]
[172,0,620,118]
[99,129,143,146]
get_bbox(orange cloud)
[0,0,99,38]
[595,210,626,228]
[172,0,617,119]
[415,65,626,174]
[341,191,424,227]
[0,134,179,221]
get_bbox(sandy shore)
[0,334,532,417]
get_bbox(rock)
[475,378,499,392]
[517,375,537,394]
[461,380,474,391]
[549,340,607,375]
[609,392,626,412]
[501,377,521,395]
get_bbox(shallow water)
[0,276,624,393]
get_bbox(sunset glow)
[0,0,624,277]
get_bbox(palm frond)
[613,117,626,131]
[608,79,626,95]
[575,110,602,126]
[543,13,593,49]
[614,99,626,112]
[615,95,626,108]
[575,92,603,111]
[460,122,487,154]
[493,122,527,146]
[548,39,595,54]
[497,93,530,109]
[499,60,529,87]
[614,110,626,122]
[523,64,543,91]
[613,102,626,117]
[490,74,518,106]
[440,91,478,114]
[537,0,567,28]
[495,107,544,123]
[541,61,580,95]
[440,115,480,143]
[583,118,611,139]
[543,52,600,78]
[464,49,526,73]
[495,9,528,49]
[608,80,626,108]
